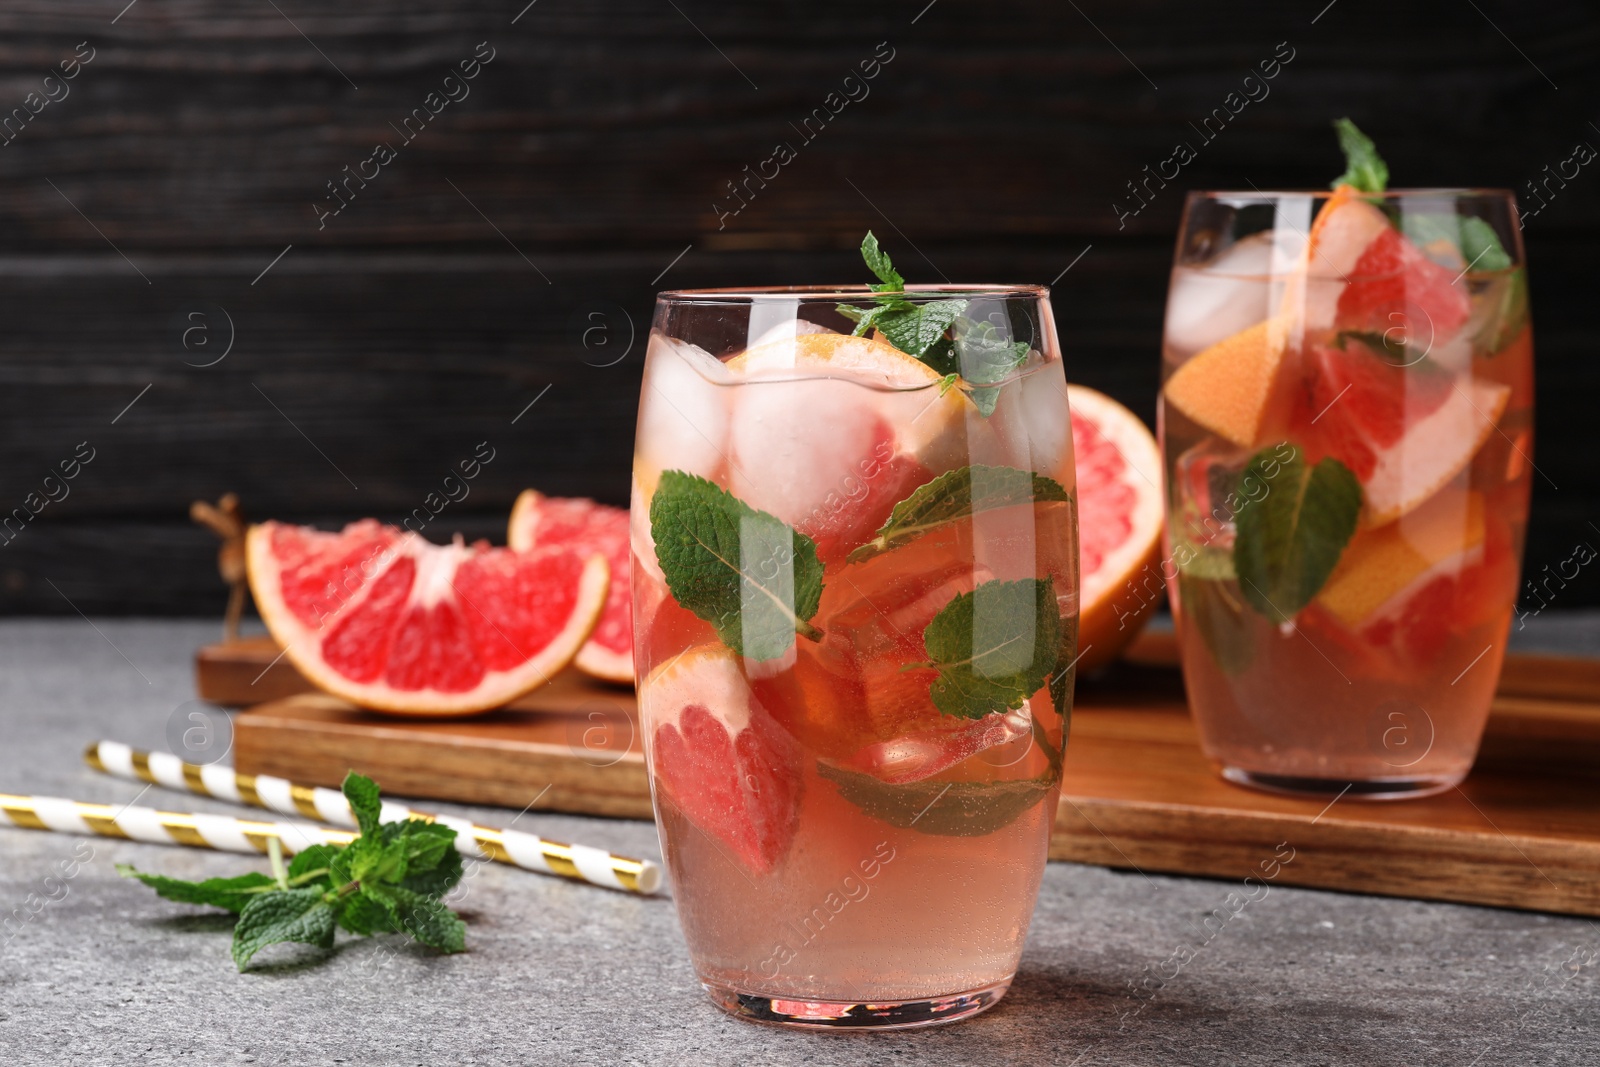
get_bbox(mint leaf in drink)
[121,772,467,972]
[1459,217,1512,272]
[1233,444,1362,623]
[231,887,337,971]
[849,465,1069,563]
[116,868,279,914]
[944,318,1031,415]
[1331,117,1389,193]
[649,470,824,661]
[1475,267,1529,355]
[860,230,904,291]
[342,771,382,836]
[817,762,1055,837]
[1178,573,1255,675]
[918,577,1061,720]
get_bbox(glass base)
[1221,766,1464,801]
[702,977,1012,1030]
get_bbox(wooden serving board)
[216,634,1600,917]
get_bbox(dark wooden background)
[2,0,1597,615]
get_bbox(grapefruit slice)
[1315,490,1516,662]
[1336,224,1472,344]
[642,645,801,874]
[1070,384,1164,674]
[508,490,633,684]
[248,520,608,715]
[1294,342,1512,525]
[1161,317,1292,447]
[723,332,971,562]
[1280,184,1393,332]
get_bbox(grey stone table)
[0,618,1595,1067]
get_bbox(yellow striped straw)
[68,740,660,895]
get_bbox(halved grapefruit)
[723,332,971,562]
[508,491,633,684]
[248,520,608,715]
[1069,384,1164,674]
[641,645,801,874]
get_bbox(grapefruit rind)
[1162,317,1291,448]
[508,489,635,684]
[1067,384,1165,674]
[248,523,609,716]
[1362,379,1510,526]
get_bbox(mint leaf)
[232,887,337,971]
[1459,217,1512,273]
[860,231,904,291]
[818,762,1055,837]
[921,577,1061,719]
[1331,118,1389,193]
[874,298,969,360]
[364,884,467,953]
[1476,267,1529,355]
[1404,213,1512,274]
[117,867,278,914]
[1178,573,1255,675]
[649,470,824,661]
[342,772,382,837]
[948,318,1031,415]
[849,465,1070,563]
[1233,445,1362,623]
[393,821,457,876]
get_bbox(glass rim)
[657,283,1049,304]
[1185,187,1517,203]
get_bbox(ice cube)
[985,360,1072,483]
[1172,436,1264,557]
[747,312,836,350]
[635,332,733,488]
[1165,231,1294,358]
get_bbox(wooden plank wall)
[0,1,1596,614]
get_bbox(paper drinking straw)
[76,741,660,895]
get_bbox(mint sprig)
[915,577,1061,720]
[838,233,1033,414]
[848,464,1069,563]
[119,772,466,971]
[1232,444,1362,623]
[648,470,824,661]
[1331,117,1389,193]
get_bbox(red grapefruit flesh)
[1336,226,1473,344]
[1292,339,1511,525]
[1070,384,1164,673]
[248,521,608,715]
[508,490,633,684]
[642,645,801,874]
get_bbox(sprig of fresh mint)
[848,465,1070,563]
[1331,117,1389,193]
[119,772,466,971]
[913,577,1061,720]
[648,470,824,661]
[1232,444,1362,623]
[837,233,1030,414]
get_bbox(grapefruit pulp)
[642,645,801,874]
[248,520,608,715]
[509,490,633,683]
[1069,384,1164,674]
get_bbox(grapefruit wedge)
[509,490,633,684]
[1162,316,1292,448]
[1069,384,1164,674]
[642,645,801,874]
[248,520,608,715]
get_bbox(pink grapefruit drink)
[1159,125,1532,798]
[632,246,1078,1028]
